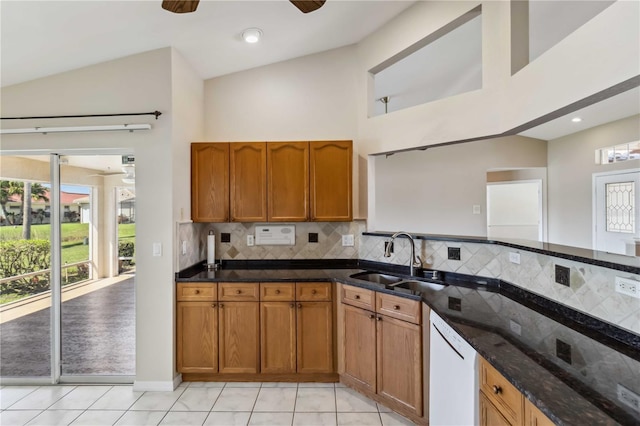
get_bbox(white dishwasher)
[429,310,478,426]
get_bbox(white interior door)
[487,181,542,241]
[487,180,542,241]
[594,170,640,255]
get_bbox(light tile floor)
[0,382,416,426]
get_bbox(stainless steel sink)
[350,271,404,285]
[390,280,447,292]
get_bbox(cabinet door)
[267,142,309,221]
[524,398,555,426]
[260,302,296,373]
[191,143,229,222]
[309,140,352,221]
[177,301,218,373]
[342,304,377,392]
[230,142,267,222]
[219,302,260,373]
[480,392,513,426]
[296,302,333,373]
[376,314,423,416]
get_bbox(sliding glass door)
[0,153,135,383]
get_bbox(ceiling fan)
[161,0,326,14]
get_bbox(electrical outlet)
[247,235,255,246]
[615,276,640,299]
[448,247,461,260]
[555,265,570,287]
[509,252,521,264]
[617,384,640,413]
[181,241,187,255]
[556,338,572,365]
[509,319,522,336]
[384,241,394,254]
[342,234,354,247]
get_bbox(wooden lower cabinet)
[297,301,333,373]
[342,304,376,392]
[480,392,512,426]
[377,314,423,416]
[176,301,218,373]
[524,399,555,426]
[260,301,296,373]
[479,357,556,426]
[219,301,260,373]
[339,290,423,421]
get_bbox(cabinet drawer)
[479,358,523,426]
[260,282,295,301]
[177,283,217,301]
[341,285,375,310]
[296,282,332,301]
[218,282,260,301]
[376,293,421,325]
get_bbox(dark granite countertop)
[176,260,640,425]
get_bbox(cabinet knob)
[297,303,302,309]
[354,295,361,299]
[236,289,242,294]
[393,305,400,310]
[211,303,217,308]
[275,289,281,294]
[369,314,375,320]
[290,303,295,308]
[194,289,200,294]
[492,385,502,395]
[311,289,317,295]
[219,303,224,308]
[376,316,382,321]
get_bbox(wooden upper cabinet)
[310,140,353,221]
[191,143,229,222]
[267,142,309,222]
[230,142,267,222]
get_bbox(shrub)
[0,239,51,295]
[118,241,135,258]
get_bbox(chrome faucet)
[384,231,422,276]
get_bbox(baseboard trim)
[133,375,182,392]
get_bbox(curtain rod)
[1,111,162,120]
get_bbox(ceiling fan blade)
[162,0,200,14]
[290,0,326,14]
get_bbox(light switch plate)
[152,242,162,257]
[473,205,481,215]
[181,241,187,255]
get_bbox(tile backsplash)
[359,234,640,335]
[177,222,639,335]
[177,221,365,270]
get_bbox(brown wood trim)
[182,373,339,382]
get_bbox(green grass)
[0,222,135,264]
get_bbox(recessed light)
[242,28,262,44]
[571,117,582,123]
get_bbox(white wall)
[203,46,360,216]
[0,48,182,387]
[372,136,547,235]
[548,115,640,249]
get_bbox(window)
[597,141,640,164]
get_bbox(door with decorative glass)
[594,170,640,255]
